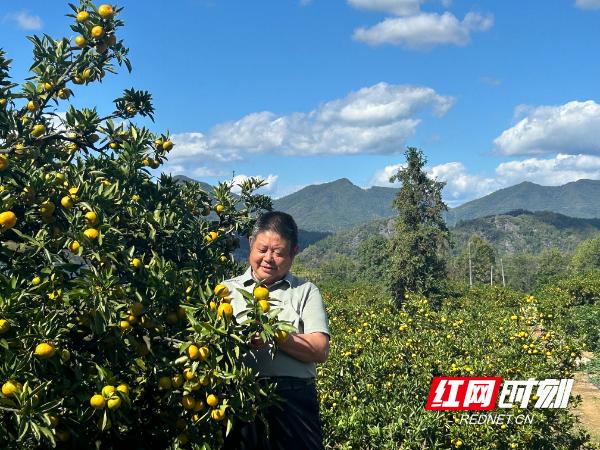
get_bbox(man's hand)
[277,332,329,363]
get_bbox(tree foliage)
[570,233,600,273]
[387,147,450,306]
[0,3,296,448]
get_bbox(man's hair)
[250,211,298,250]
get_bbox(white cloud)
[231,174,279,194]
[348,0,423,16]
[370,163,404,186]
[5,11,42,30]
[495,153,600,186]
[575,0,600,9]
[353,11,493,48]
[481,76,501,86]
[371,161,498,205]
[168,82,453,168]
[494,100,600,156]
[371,154,600,206]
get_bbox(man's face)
[249,231,297,284]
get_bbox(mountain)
[173,175,213,193]
[296,210,600,267]
[445,179,600,226]
[273,178,397,233]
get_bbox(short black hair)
[251,211,298,250]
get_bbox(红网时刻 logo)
[425,377,573,411]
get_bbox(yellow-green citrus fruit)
[84,228,99,240]
[217,303,233,319]
[0,319,10,334]
[258,300,270,313]
[76,10,89,22]
[206,394,218,407]
[101,385,115,397]
[75,35,86,48]
[214,284,229,298]
[159,376,172,390]
[31,124,46,137]
[253,286,269,300]
[90,394,105,409]
[34,342,56,359]
[68,240,80,252]
[107,396,121,410]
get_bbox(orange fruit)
[181,395,196,410]
[0,211,17,230]
[98,4,114,19]
[27,100,38,112]
[274,330,289,343]
[162,140,173,151]
[0,319,11,334]
[214,284,229,298]
[90,394,105,409]
[68,240,80,253]
[116,384,129,395]
[84,228,99,240]
[102,385,115,396]
[253,286,269,300]
[171,374,184,388]
[35,342,56,359]
[75,35,86,48]
[217,303,233,319]
[214,204,225,214]
[0,155,8,171]
[206,394,218,407]
[1,380,21,396]
[31,124,45,137]
[107,396,121,410]
[60,196,73,209]
[91,26,104,38]
[187,344,200,360]
[211,408,226,421]
[76,11,89,22]
[258,300,270,313]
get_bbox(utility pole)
[490,265,494,286]
[500,258,506,287]
[468,241,473,287]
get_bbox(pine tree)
[387,147,450,306]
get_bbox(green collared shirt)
[223,267,329,378]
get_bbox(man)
[223,211,329,450]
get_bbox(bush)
[318,281,595,449]
[0,3,292,448]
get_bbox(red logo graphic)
[425,377,503,410]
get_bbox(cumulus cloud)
[4,11,42,30]
[495,153,600,186]
[371,154,600,205]
[575,0,600,9]
[494,100,600,156]
[353,11,493,48]
[168,82,454,171]
[371,161,499,205]
[231,174,279,194]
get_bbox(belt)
[258,376,316,390]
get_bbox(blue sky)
[3,0,600,205]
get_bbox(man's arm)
[277,331,329,364]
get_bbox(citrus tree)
[0,2,292,448]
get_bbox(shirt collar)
[241,267,294,289]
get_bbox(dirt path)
[572,352,600,446]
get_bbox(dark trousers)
[223,378,324,450]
